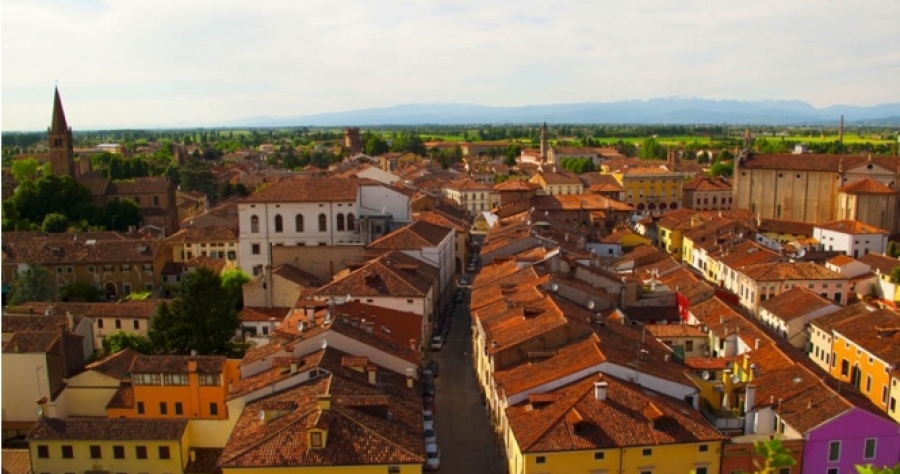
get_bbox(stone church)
[43,88,179,232]
[734,133,900,234]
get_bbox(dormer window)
[310,431,323,448]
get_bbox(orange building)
[108,355,240,420]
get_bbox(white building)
[813,220,890,258]
[443,178,498,214]
[366,220,456,299]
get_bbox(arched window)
[318,213,327,232]
[250,215,259,233]
[295,214,304,232]
[336,213,345,231]
[347,213,356,231]
[274,214,283,233]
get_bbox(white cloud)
[2,0,899,129]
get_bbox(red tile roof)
[241,177,359,203]
[815,219,889,234]
[28,418,188,441]
[130,355,226,374]
[857,253,900,275]
[366,220,453,250]
[85,349,141,380]
[839,177,898,195]
[740,262,845,282]
[316,251,437,298]
[740,153,900,173]
[759,287,836,321]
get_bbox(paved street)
[431,288,506,474]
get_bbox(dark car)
[425,360,440,378]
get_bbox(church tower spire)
[540,122,549,163]
[47,87,75,177]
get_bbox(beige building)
[443,178,499,214]
[734,152,900,233]
[528,167,584,196]
[682,176,733,211]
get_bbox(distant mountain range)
[225,99,900,127]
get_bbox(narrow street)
[430,287,506,474]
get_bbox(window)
[642,448,653,456]
[828,440,840,462]
[685,340,694,352]
[536,456,546,464]
[137,401,145,414]
[865,438,877,459]
[594,451,605,460]
[163,374,189,386]
[250,215,260,233]
[174,402,183,415]
[866,375,872,393]
[828,469,838,474]
[123,284,131,296]
[37,445,49,458]
[336,213,345,231]
[158,446,170,460]
[388,467,401,474]
[98,319,104,329]
[115,319,122,329]
[61,445,74,459]
[696,468,709,474]
[153,195,159,206]
[65,266,73,273]
[347,213,355,231]
[56,266,63,273]
[121,264,132,272]
[160,402,168,415]
[88,265,96,273]
[210,402,219,416]
[113,445,125,459]
[134,373,161,386]
[318,213,327,231]
[274,214,283,232]
[133,320,140,330]
[698,444,709,452]
[199,374,221,385]
[310,431,323,448]
[252,243,261,255]
[295,214,304,232]
[841,359,849,376]
[135,446,147,459]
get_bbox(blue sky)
[2,0,899,130]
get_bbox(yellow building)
[609,167,685,212]
[505,375,727,474]
[658,209,707,260]
[827,308,900,418]
[28,418,191,474]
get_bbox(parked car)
[459,274,470,287]
[454,292,464,303]
[425,442,441,470]
[423,397,434,415]
[424,360,439,378]
[430,335,444,351]
[423,411,434,431]
[424,428,437,444]
[423,378,435,396]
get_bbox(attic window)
[310,431,323,448]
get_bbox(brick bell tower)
[47,87,75,177]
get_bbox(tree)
[887,241,900,258]
[856,464,900,474]
[8,264,54,305]
[10,157,48,182]
[41,213,70,233]
[890,266,900,284]
[60,282,105,302]
[147,267,241,355]
[102,331,153,355]
[364,133,390,156]
[639,137,667,159]
[709,161,734,178]
[221,269,252,311]
[100,199,142,232]
[753,438,796,473]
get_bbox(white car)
[423,412,434,431]
[424,428,437,444]
[430,336,444,351]
[425,442,440,470]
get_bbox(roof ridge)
[521,374,601,452]
[219,407,318,465]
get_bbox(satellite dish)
[701,371,711,381]
[321,338,328,349]
[586,300,595,310]
[258,409,266,421]
[550,283,559,292]
[346,294,352,303]
[731,375,741,384]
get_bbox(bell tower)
[47,87,75,177]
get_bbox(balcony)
[699,398,744,432]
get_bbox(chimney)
[268,317,276,335]
[317,394,331,410]
[409,338,418,352]
[744,384,756,413]
[290,361,298,375]
[367,365,377,385]
[754,338,760,350]
[594,381,608,401]
[406,368,415,389]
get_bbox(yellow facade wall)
[29,435,188,474]
[830,332,892,412]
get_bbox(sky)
[2,0,899,130]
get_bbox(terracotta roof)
[809,302,875,332]
[273,264,320,287]
[830,308,900,364]
[493,334,605,396]
[241,177,359,203]
[839,177,898,194]
[740,262,845,282]
[645,325,708,338]
[1,450,30,474]
[28,418,187,441]
[219,348,425,469]
[165,225,238,243]
[493,178,539,192]
[106,384,134,409]
[367,220,453,250]
[759,287,836,321]
[740,153,900,173]
[815,219,889,234]
[229,350,327,398]
[185,448,223,473]
[1,239,158,265]
[531,194,633,212]
[445,178,493,191]
[689,297,769,349]
[240,306,291,323]
[316,251,437,298]
[85,348,141,379]
[756,218,814,237]
[683,176,732,192]
[411,211,467,232]
[826,254,857,266]
[534,170,583,185]
[684,358,731,370]
[9,300,163,320]
[657,268,714,305]
[506,374,727,454]
[857,253,900,275]
[130,355,226,374]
